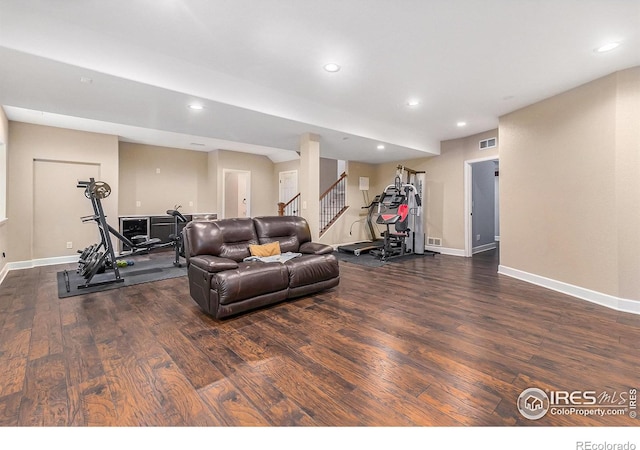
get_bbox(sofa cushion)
[189,255,239,272]
[249,241,281,257]
[183,218,258,262]
[299,241,334,255]
[253,216,312,253]
[214,261,289,305]
[284,253,340,289]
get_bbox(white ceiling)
[1,0,639,163]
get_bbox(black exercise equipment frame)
[77,178,124,289]
[77,178,182,289]
[166,207,189,267]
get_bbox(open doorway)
[464,157,499,257]
[222,169,251,219]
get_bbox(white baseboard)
[472,242,497,254]
[0,263,9,286]
[498,265,640,315]
[425,246,465,257]
[0,255,79,285]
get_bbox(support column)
[299,133,320,240]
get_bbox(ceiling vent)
[479,137,497,150]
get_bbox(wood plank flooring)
[0,249,638,426]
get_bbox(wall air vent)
[427,237,442,246]
[479,137,497,150]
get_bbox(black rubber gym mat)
[57,257,186,298]
[334,250,434,268]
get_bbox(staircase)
[277,193,300,216]
[319,172,348,236]
[277,172,348,236]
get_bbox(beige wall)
[0,107,8,272]
[320,157,338,193]
[375,129,499,251]
[119,144,278,219]
[7,122,119,262]
[615,67,640,299]
[499,67,640,301]
[119,142,211,216]
[215,150,277,218]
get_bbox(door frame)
[221,169,251,219]
[464,156,499,257]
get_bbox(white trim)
[11,254,79,270]
[472,242,497,254]
[426,245,465,257]
[464,162,472,257]
[498,265,640,315]
[464,155,499,258]
[0,217,7,226]
[0,254,79,285]
[0,263,9,286]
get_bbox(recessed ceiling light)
[188,104,204,110]
[457,121,467,127]
[406,99,421,107]
[595,42,621,53]
[377,144,385,150]
[80,76,93,84]
[323,63,341,73]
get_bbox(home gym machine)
[369,166,428,262]
[74,178,177,290]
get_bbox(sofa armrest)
[299,242,334,255]
[189,255,239,273]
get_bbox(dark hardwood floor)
[0,248,638,426]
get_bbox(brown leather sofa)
[182,216,339,319]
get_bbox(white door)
[279,170,298,203]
